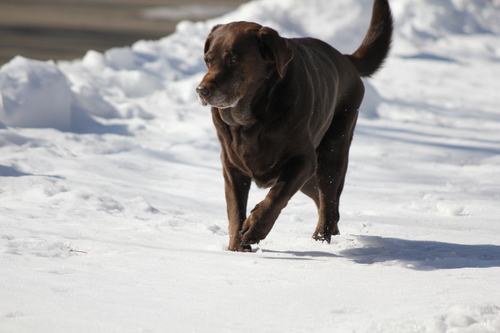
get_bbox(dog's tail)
[345,0,393,78]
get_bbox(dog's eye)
[204,57,212,64]
[228,54,237,65]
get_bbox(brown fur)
[197,0,393,251]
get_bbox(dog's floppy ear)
[258,27,294,78]
[204,24,222,54]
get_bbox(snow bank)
[391,0,500,57]
[1,0,499,129]
[0,57,72,131]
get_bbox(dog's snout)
[196,84,210,97]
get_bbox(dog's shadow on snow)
[261,249,339,261]
[339,236,500,270]
[263,236,500,270]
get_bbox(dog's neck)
[217,103,253,127]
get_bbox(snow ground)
[1,0,500,332]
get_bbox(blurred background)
[0,0,248,65]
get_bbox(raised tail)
[345,0,393,78]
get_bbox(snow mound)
[1,0,499,129]
[0,57,72,131]
[392,0,500,56]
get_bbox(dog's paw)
[312,232,331,243]
[239,227,261,246]
[312,226,339,243]
[240,201,279,246]
[228,234,253,252]
[240,215,267,246]
[228,242,252,252]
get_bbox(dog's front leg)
[222,161,252,252]
[240,156,315,246]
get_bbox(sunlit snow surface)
[1,0,500,332]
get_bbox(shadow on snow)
[339,236,500,270]
[259,236,500,270]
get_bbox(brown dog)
[197,0,393,251]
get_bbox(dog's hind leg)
[300,175,320,209]
[312,89,362,242]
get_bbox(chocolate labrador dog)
[197,0,393,251]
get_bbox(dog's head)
[196,22,294,110]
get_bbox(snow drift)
[2,0,500,129]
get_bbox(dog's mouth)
[198,94,240,109]
[198,95,208,106]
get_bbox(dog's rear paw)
[312,232,331,243]
[312,227,339,243]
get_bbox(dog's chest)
[227,127,280,185]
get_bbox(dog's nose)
[196,84,210,97]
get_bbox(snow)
[1,0,500,331]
